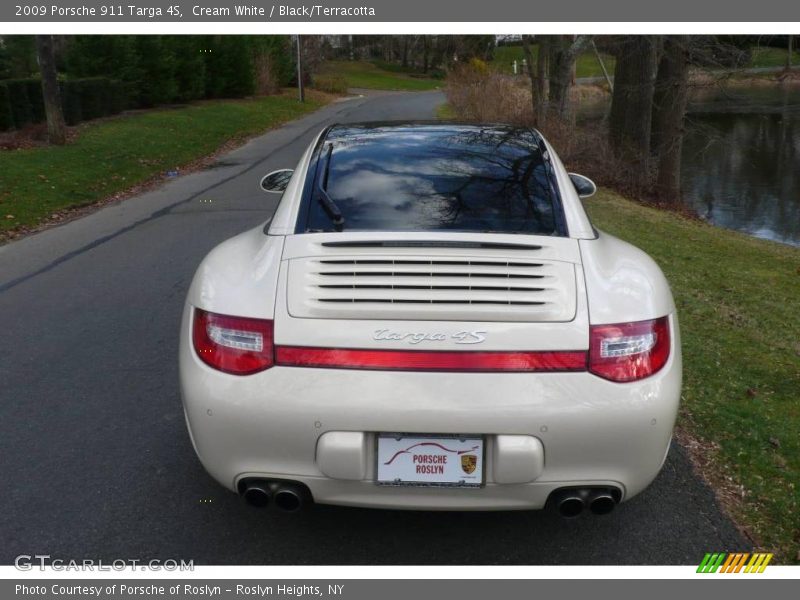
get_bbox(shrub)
[253,36,294,92]
[204,36,256,98]
[444,64,532,125]
[107,79,128,114]
[135,36,178,106]
[57,77,127,125]
[445,65,654,200]
[172,36,206,102]
[66,35,143,107]
[4,79,34,127]
[467,57,490,74]
[77,77,111,120]
[0,83,14,131]
[25,79,45,123]
[312,75,348,94]
[59,79,83,125]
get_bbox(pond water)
[577,83,800,246]
[681,84,800,246]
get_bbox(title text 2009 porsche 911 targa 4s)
[179,123,681,516]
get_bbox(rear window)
[303,126,564,235]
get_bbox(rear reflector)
[275,347,587,372]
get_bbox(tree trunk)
[651,35,691,202]
[35,35,66,146]
[536,37,549,125]
[609,36,660,185]
[546,35,589,121]
[521,35,541,126]
[789,35,794,69]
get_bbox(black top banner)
[2,0,800,22]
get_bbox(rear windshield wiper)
[317,144,345,231]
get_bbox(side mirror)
[260,169,294,193]
[568,173,597,198]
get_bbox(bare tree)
[609,36,660,185]
[521,35,587,126]
[536,37,549,119]
[35,35,66,145]
[521,35,544,125]
[547,35,590,120]
[651,35,691,202]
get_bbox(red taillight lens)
[275,347,587,372]
[589,316,670,382]
[192,309,274,375]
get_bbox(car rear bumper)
[179,311,681,511]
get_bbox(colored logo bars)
[697,553,773,573]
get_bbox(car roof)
[323,121,546,145]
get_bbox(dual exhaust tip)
[551,487,620,518]
[240,479,310,512]
[242,480,617,516]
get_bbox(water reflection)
[307,125,561,235]
[579,84,800,246]
[681,86,800,246]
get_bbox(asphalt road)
[0,90,748,565]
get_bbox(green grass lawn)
[491,45,616,79]
[316,61,442,91]
[435,102,457,120]
[585,190,800,562]
[491,43,799,83]
[0,92,327,236]
[749,45,800,68]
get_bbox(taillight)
[192,309,274,375]
[589,316,670,382]
[275,347,587,372]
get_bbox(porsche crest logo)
[461,454,477,475]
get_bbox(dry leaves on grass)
[673,424,762,549]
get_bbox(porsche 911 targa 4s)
[179,122,681,516]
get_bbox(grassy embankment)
[0,91,329,237]
[315,60,442,91]
[749,45,800,68]
[585,190,800,562]
[491,45,616,78]
[493,44,800,78]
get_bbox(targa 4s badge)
[373,329,487,345]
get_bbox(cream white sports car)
[179,123,681,515]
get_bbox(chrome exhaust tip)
[239,479,312,511]
[550,487,620,518]
[588,490,617,515]
[242,480,272,508]
[557,494,585,518]
[273,483,308,512]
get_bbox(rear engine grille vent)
[287,256,577,322]
[315,259,546,305]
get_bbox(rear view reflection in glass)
[306,126,560,235]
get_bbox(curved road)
[0,90,747,565]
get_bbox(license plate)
[376,434,484,487]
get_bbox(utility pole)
[296,35,305,102]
